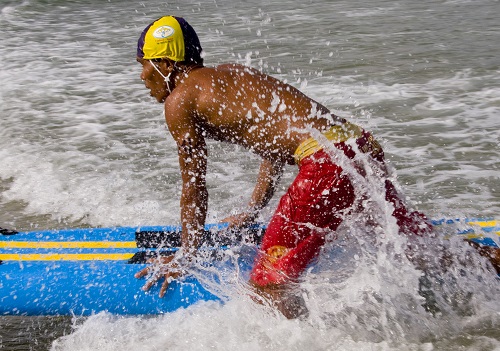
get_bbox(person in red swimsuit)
[133,16,497,319]
[246,124,433,317]
[249,124,432,289]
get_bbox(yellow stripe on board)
[466,220,500,236]
[467,220,498,228]
[0,253,135,261]
[0,241,137,249]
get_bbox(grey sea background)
[0,0,499,350]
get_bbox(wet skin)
[136,57,345,247]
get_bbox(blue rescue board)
[0,219,498,316]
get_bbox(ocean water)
[0,0,499,350]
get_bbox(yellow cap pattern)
[141,16,185,61]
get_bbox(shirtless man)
[133,16,497,318]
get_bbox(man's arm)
[177,131,208,254]
[164,90,209,255]
[225,158,283,228]
[135,93,207,297]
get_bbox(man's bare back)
[163,63,344,165]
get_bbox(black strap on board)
[0,227,18,235]
[129,226,265,264]
[134,226,264,248]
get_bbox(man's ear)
[160,59,175,70]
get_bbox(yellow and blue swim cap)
[137,16,203,65]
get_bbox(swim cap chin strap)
[150,60,174,93]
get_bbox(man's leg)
[249,151,355,318]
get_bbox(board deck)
[0,219,498,316]
[0,223,263,316]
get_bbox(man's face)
[137,58,168,103]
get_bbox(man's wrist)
[174,246,196,265]
[246,205,260,221]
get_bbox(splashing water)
[51,144,500,351]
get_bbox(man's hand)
[221,212,256,230]
[134,254,186,298]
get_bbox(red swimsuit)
[250,126,431,287]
